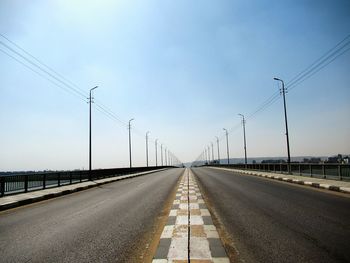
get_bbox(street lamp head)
[90,86,98,91]
[129,118,134,123]
[274,77,284,84]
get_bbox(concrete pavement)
[0,168,183,263]
[193,167,350,263]
[0,168,168,211]
[209,166,350,194]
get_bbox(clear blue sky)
[0,0,349,170]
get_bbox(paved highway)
[0,168,183,263]
[192,167,350,263]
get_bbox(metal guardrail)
[207,163,350,181]
[0,166,170,197]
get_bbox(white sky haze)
[0,0,349,170]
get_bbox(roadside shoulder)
[207,166,350,195]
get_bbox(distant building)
[342,156,349,164]
[326,154,349,164]
[261,159,286,164]
[302,157,321,163]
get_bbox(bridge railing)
[207,163,350,181]
[0,166,170,197]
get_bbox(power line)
[0,33,89,98]
[0,40,88,99]
[1,33,131,127]
[196,33,350,161]
[288,46,350,92]
[286,34,350,88]
[0,47,87,103]
[0,34,176,152]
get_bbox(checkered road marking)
[152,168,230,262]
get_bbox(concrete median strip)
[208,167,350,195]
[0,169,168,211]
[152,168,230,263]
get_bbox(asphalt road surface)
[192,167,350,263]
[0,168,183,263]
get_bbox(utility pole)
[161,144,163,166]
[146,131,150,167]
[215,136,220,164]
[155,139,158,167]
[89,86,98,180]
[211,142,214,163]
[274,77,291,172]
[207,146,211,164]
[165,148,167,166]
[128,118,134,168]
[223,128,230,164]
[238,114,247,167]
[205,146,210,164]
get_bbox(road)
[192,167,350,263]
[0,168,183,263]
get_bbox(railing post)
[338,165,342,181]
[0,176,5,197]
[310,164,313,177]
[322,165,326,179]
[70,172,72,184]
[280,164,282,173]
[80,171,82,182]
[24,174,28,193]
[299,164,301,176]
[58,173,61,187]
[43,173,46,189]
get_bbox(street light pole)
[89,86,98,180]
[215,136,220,164]
[207,146,211,164]
[223,128,230,164]
[211,142,214,163]
[128,118,134,168]
[238,114,247,167]
[274,77,291,172]
[165,148,167,166]
[155,139,158,167]
[146,131,150,167]
[161,144,163,166]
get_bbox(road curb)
[0,169,169,212]
[208,167,350,195]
